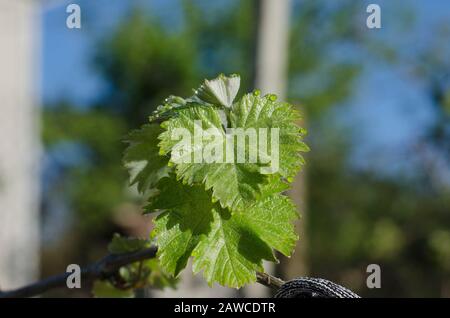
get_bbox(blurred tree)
[306,20,450,297]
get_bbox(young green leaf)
[158,105,266,210]
[149,177,215,276]
[148,176,298,287]
[231,93,309,180]
[108,233,149,254]
[123,124,170,193]
[195,73,240,108]
[158,91,308,210]
[124,74,308,288]
[191,207,276,287]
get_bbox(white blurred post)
[254,0,291,97]
[0,0,41,289]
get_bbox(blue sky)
[41,0,186,106]
[40,0,450,174]
[41,0,450,106]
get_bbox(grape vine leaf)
[123,124,170,193]
[148,176,298,287]
[195,73,240,108]
[148,177,215,276]
[158,82,308,210]
[231,93,309,180]
[149,95,190,123]
[123,74,308,288]
[158,105,266,210]
[108,233,150,254]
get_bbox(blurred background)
[0,0,449,297]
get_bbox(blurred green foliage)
[42,0,450,297]
[92,234,177,297]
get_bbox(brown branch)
[256,271,285,290]
[0,245,284,298]
[0,246,158,298]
